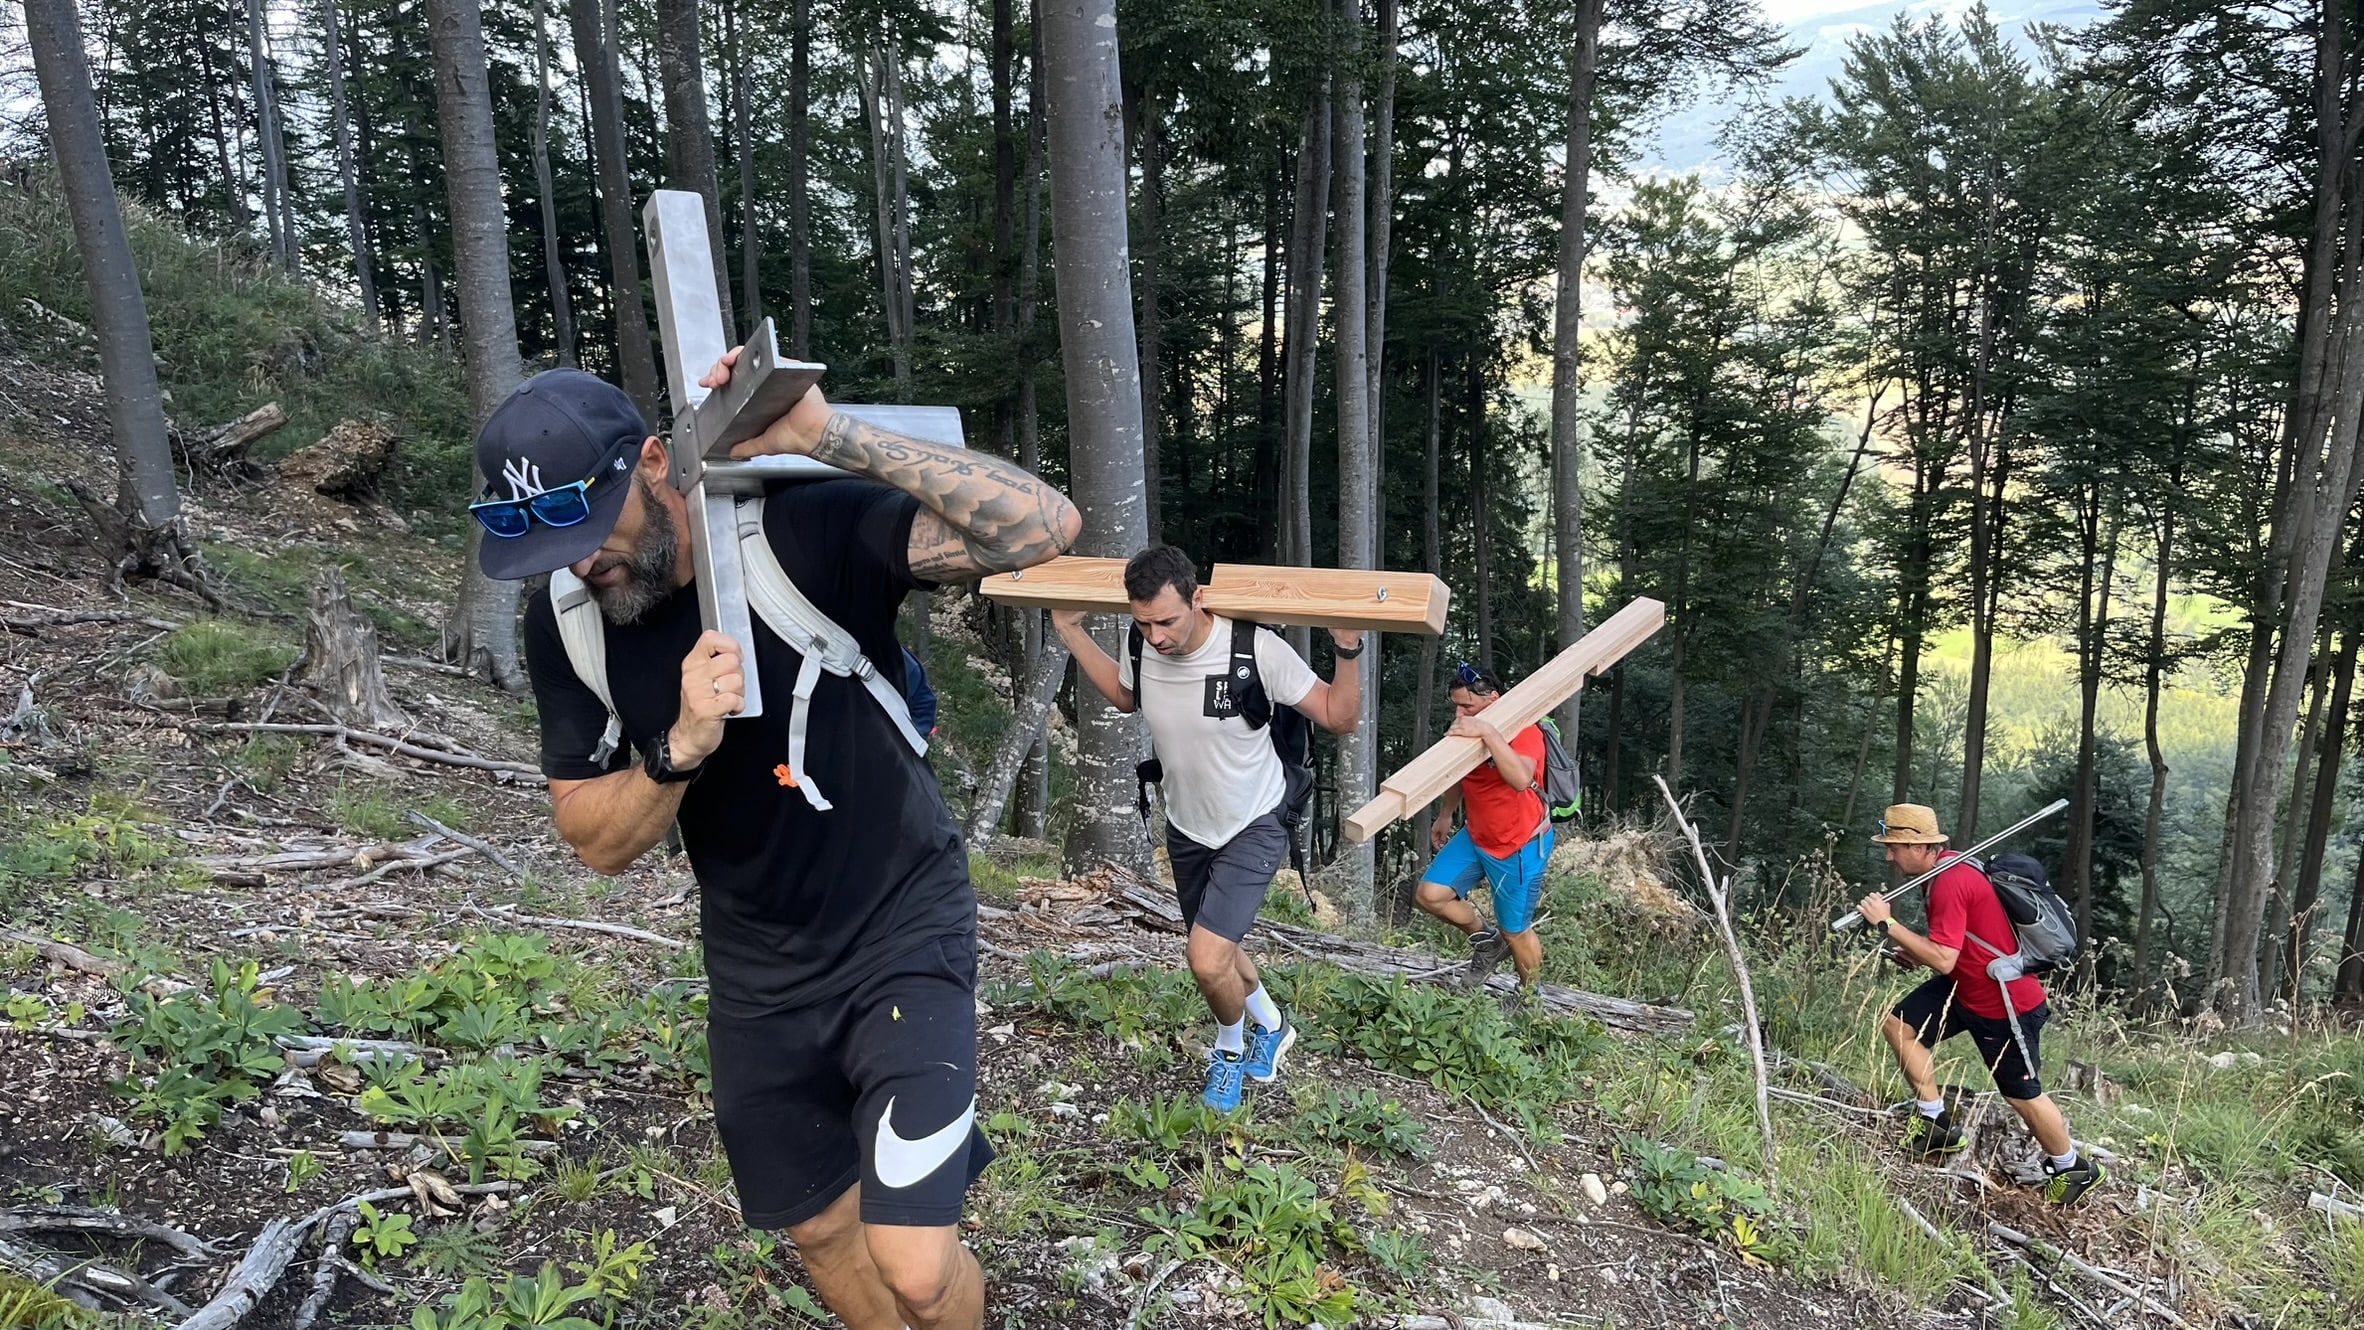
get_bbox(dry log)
[177,1182,519,1330]
[1,928,125,979]
[2,605,187,636]
[1346,598,1665,841]
[966,629,1072,841]
[277,1035,428,1069]
[1103,870,1689,1035]
[279,419,399,500]
[980,555,1450,634]
[404,811,522,879]
[302,567,408,731]
[177,402,285,482]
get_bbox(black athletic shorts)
[707,933,994,1229]
[1891,973,2049,1100]
[1166,808,1288,942]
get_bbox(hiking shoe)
[1243,1018,1297,1084]
[2043,1154,2105,1207]
[1900,1111,1966,1157]
[1202,1050,1248,1113]
[1463,928,1511,987]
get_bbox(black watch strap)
[643,729,703,784]
[1334,641,1365,659]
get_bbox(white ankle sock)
[1243,985,1282,1031]
[2049,1149,2079,1170]
[1917,1098,1946,1119]
[1216,1019,1245,1055]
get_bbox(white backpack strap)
[732,497,929,811]
[549,569,624,766]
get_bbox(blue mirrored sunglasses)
[1454,661,1497,693]
[470,442,633,538]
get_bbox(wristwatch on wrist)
[1334,640,1365,659]
[642,728,703,785]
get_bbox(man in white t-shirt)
[1053,545,1363,1112]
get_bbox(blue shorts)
[1422,826,1553,934]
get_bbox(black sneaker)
[1900,1111,1966,1157]
[2043,1154,2105,1207]
[1463,929,1510,986]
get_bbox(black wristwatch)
[1334,640,1365,659]
[642,728,704,785]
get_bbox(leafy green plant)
[1293,1088,1431,1160]
[110,958,304,1153]
[565,1230,652,1303]
[283,1150,321,1193]
[1107,1092,1219,1152]
[352,1201,418,1267]
[1619,1135,1788,1267]
[1143,1159,1361,1328]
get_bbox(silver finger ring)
[712,678,723,696]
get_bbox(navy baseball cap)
[472,370,650,580]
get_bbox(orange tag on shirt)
[773,764,798,787]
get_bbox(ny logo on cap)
[501,457,547,502]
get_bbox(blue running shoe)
[1202,1050,1248,1112]
[1244,1019,1297,1084]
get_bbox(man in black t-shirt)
[473,360,1078,1330]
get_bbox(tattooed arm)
[702,349,1082,580]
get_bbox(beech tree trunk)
[1332,0,1376,918]
[243,0,292,270]
[729,0,760,336]
[1041,0,1150,875]
[1133,71,1165,540]
[570,0,661,426]
[788,0,812,357]
[862,44,915,397]
[656,0,734,337]
[321,0,379,331]
[2285,627,2355,1003]
[2133,498,2175,1012]
[531,0,577,366]
[27,0,206,592]
[427,0,528,692]
[1011,9,1052,840]
[1548,0,1600,746]
[1279,83,1330,578]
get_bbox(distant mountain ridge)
[1638,0,2109,177]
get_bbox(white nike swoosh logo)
[873,1094,977,1190]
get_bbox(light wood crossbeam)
[1343,598,1666,842]
[980,557,1449,634]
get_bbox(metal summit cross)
[640,189,962,718]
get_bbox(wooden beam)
[979,556,1449,635]
[1343,598,1666,842]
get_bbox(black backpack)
[1970,852,2080,975]
[1534,717,1581,824]
[1131,620,1317,905]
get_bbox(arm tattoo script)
[809,413,1081,579]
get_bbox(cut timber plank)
[980,556,1448,635]
[1345,597,1666,842]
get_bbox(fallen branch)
[461,904,687,950]
[0,1231,194,1318]
[1892,1198,2008,1310]
[188,722,545,782]
[1,928,124,979]
[1764,1084,1891,1119]
[0,1207,215,1263]
[2310,1191,2364,1224]
[404,811,524,880]
[319,847,477,892]
[289,1212,357,1330]
[336,1130,557,1157]
[177,1182,519,1330]
[2,607,185,635]
[277,1035,428,1069]
[1656,776,1776,1184]
[1987,1221,2187,1327]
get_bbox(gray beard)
[591,478,680,625]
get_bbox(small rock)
[1049,1101,1081,1119]
[987,1023,1015,1038]
[1580,1172,1609,1206]
[1546,1262,1561,1281]
[1502,1227,1546,1251]
[1467,1295,1518,1324]
[2205,1051,2239,1071]
[1609,1180,1628,1196]
[1600,1265,1621,1286]
[653,1205,678,1229]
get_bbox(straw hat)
[1870,803,1947,845]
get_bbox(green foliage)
[1000,954,1206,1069]
[154,621,297,695]
[283,1149,321,1193]
[407,1264,607,1330]
[1619,1136,1788,1267]
[352,1201,419,1267]
[110,958,304,1153]
[0,1271,93,1328]
[1107,1091,1220,1153]
[1290,970,1607,1111]
[1142,1158,1360,1328]
[0,804,174,904]
[356,1054,574,1183]
[1292,1087,1432,1160]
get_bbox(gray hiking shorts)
[1167,809,1288,942]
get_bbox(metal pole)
[1831,798,2070,933]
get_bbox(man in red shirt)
[1856,803,2105,1206]
[1414,664,1554,1010]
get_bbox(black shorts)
[1167,810,1287,942]
[1891,974,2049,1100]
[707,933,994,1229]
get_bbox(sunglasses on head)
[1454,661,1498,694]
[470,438,634,539]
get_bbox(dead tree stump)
[303,567,408,731]
[280,420,399,500]
[174,401,285,483]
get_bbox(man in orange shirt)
[1413,664,1554,1008]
